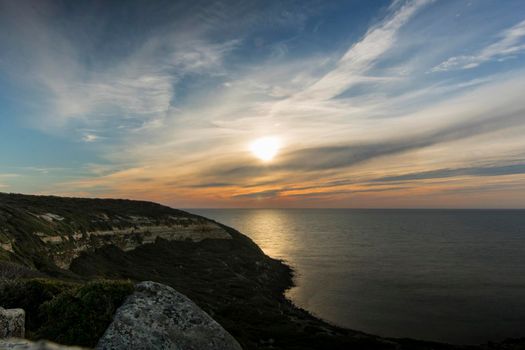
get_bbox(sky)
[1,0,525,208]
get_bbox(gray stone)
[96,281,242,350]
[0,308,25,339]
[0,338,87,349]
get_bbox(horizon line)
[184,207,525,210]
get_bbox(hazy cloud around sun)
[1,0,525,208]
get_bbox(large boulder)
[96,281,242,350]
[0,339,86,349]
[0,308,25,339]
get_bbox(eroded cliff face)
[0,193,231,270]
[36,215,231,269]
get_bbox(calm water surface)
[189,209,525,344]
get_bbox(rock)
[97,281,242,350]
[0,338,87,349]
[0,308,25,339]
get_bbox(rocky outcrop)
[44,218,231,269]
[97,281,242,350]
[0,193,232,270]
[0,308,25,339]
[0,339,86,349]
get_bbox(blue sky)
[1,0,525,208]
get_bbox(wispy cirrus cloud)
[295,0,431,101]
[201,73,525,180]
[82,134,100,143]
[0,0,241,138]
[375,163,525,182]
[2,0,525,207]
[432,18,525,72]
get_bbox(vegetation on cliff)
[0,193,523,349]
[0,192,226,271]
[0,278,133,347]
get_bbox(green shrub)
[0,278,134,347]
[37,280,134,346]
[0,278,76,333]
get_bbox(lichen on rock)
[0,307,25,339]
[97,281,242,350]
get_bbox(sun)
[250,136,281,161]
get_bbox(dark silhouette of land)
[0,193,523,349]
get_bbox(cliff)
[0,193,523,349]
[0,193,230,270]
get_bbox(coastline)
[191,208,525,346]
[69,220,470,349]
[1,193,524,349]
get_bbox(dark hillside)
[0,193,522,349]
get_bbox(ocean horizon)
[189,208,525,345]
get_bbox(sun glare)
[250,137,281,161]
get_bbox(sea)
[188,209,525,345]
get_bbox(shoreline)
[1,193,524,349]
[191,208,525,347]
[70,220,471,349]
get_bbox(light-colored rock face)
[0,339,87,349]
[0,206,234,270]
[38,216,232,269]
[0,242,13,253]
[97,281,242,350]
[38,213,65,223]
[0,308,25,339]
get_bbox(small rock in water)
[97,281,242,350]
[0,307,25,339]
